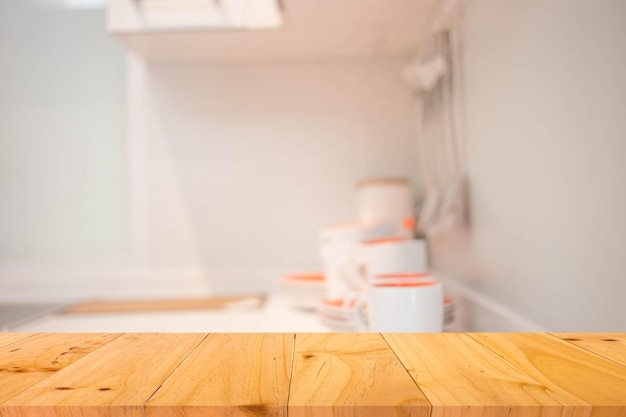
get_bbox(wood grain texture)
[288,333,430,417]
[64,295,265,314]
[552,333,626,367]
[469,333,626,417]
[0,333,118,405]
[1,333,206,417]
[0,333,625,417]
[144,333,293,417]
[384,333,572,417]
[0,333,32,349]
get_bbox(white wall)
[0,0,418,301]
[0,2,127,258]
[130,59,418,291]
[0,2,137,301]
[431,0,626,331]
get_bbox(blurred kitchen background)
[1,0,625,332]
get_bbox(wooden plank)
[384,333,578,417]
[0,333,32,349]
[0,332,624,417]
[145,333,293,417]
[469,333,626,417]
[63,295,265,314]
[552,333,626,367]
[288,333,430,417]
[0,333,118,405]
[1,333,206,417]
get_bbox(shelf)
[108,0,436,63]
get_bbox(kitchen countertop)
[10,294,331,333]
[1,332,625,416]
[10,293,464,334]
[0,303,66,330]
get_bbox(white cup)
[356,178,414,225]
[351,280,443,332]
[319,220,401,300]
[361,238,428,280]
[338,238,428,291]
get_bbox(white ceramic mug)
[361,238,428,279]
[356,178,414,224]
[339,238,428,290]
[319,220,401,299]
[351,280,443,332]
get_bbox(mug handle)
[338,252,368,291]
[345,292,369,331]
[342,291,360,316]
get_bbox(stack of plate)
[282,273,326,311]
[318,295,457,331]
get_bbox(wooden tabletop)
[1,332,625,417]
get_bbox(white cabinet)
[107,0,436,63]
